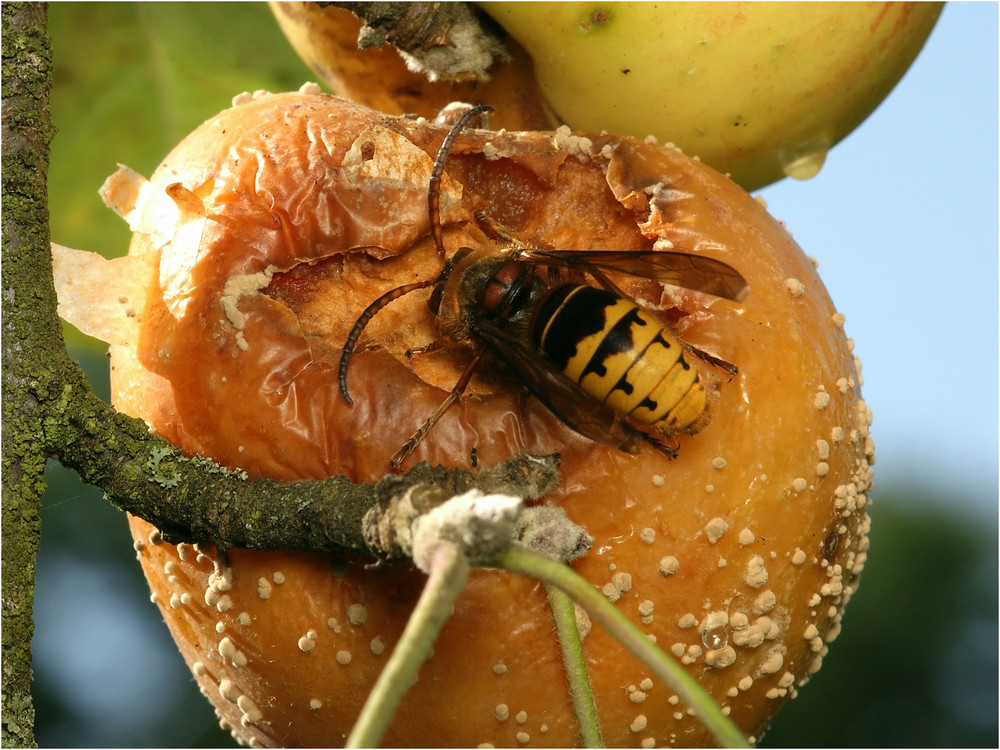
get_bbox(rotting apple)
[53,88,873,746]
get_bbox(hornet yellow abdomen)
[532,284,709,435]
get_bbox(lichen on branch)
[60,396,561,559]
[3,4,57,745]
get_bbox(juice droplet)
[780,139,831,181]
[702,625,729,651]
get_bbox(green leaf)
[49,3,314,352]
[49,3,313,261]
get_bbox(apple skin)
[479,2,942,189]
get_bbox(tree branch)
[2,3,55,745]
[53,385,560,558]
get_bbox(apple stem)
[500,545,751,749]
[546,584,605,747]
[346,543,470,748]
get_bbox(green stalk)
[547,584,605,747]
[501,545,750,749]
[346,544,470,748]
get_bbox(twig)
[547,584,605,747]
[348,490,524,747]
[499,545,752,749]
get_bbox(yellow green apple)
[479,2,942,189]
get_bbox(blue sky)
[756,2,998,519]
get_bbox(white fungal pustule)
[813,387,831,410]
[784,277,806,296]
[237,694,263,725]
[757,647,786,676]
[602,571,633,602]
[219,679,240,704]
[347,603,368,626]
[257,577,272,601]
[205,587,220,608]
[658,556,680,577]
[630,714,648,733]
[704,645,737,669]
[704,517,729,543]
[744,555,769,588]
[677,613,697,629]
[209,562,233,592]
[753,590,777,614]
[219,637,237,661]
